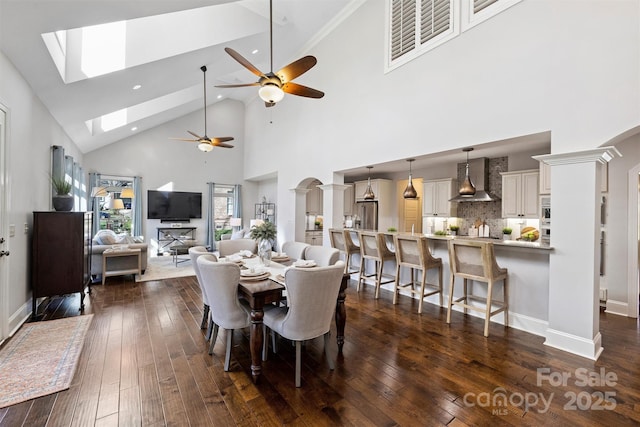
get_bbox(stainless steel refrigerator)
[356,201,378,230]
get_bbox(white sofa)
[90,230,148,278]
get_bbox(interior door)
[0,105,8,343]
[403,198,420,233]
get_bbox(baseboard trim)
[604,299,628,317]
[386,282,548,337]
[8,300,32,337]
[544,328,604,360]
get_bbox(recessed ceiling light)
[217,95,222,99]
[252,49,259,55]
[132,84,142,90]
[131,126,138,131]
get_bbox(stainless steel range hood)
[449,158,501,202]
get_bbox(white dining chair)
[303,245,340,267]
[197,256,250,371]
[218,239,257,257]
[262,261,345,387]
[188,246,216,335]
[281,241,310,260]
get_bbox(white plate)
[241,269,267,277]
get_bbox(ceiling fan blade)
[276,56,317,83]
[282,82,325,99]
[211,137,234,143]
[187,130,204,139]
[224,47,265,78]
[212,141,234,148]
[215,83,260,88]
[170,138,199,142]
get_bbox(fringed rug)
[135,255,195,282]
[0,314,93,408]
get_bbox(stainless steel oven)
[540,196,551,225]
[540,196,551,243]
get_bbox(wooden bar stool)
[446,240,509,337]
[357,231,395,299]
[329,228,359,274]
[393,234,443,313]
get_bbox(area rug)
[135,254,195,282]
[0,314,93,408]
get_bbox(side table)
[102,246,142,284]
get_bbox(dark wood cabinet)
[31,211,92,318]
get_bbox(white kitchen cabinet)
[305,230,323,246]
[423,178,457,217]
[343,184,354,216]
[539,161,551,195]
[306,183,323,215]
[501,170,539,218]
[354,179,380,201]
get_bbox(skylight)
[41,2,266,84]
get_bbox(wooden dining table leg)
[335,274,348,353]
[249,302,265,383]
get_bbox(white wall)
[604,134,640,308]
[0,51,84,333]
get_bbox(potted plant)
[314,220,322,230]
[387,227,397,232]
[50,174,74,211]
[250,221,277,265]
[449,225,459,236]
[502,227,512,240]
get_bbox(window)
[386,0,521,71]
[214,184,236,239]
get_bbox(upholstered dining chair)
[197,256,250,371]
[218,239,257,257]
[262,261,345,387]
[393,234,443,314]
[281,241,310,261]
[303,245,340,267]
[447,240,509,337]
[188,246,216,334]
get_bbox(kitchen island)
[344,230,552,337]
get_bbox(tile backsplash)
[454,156,507,238]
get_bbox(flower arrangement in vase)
[250,221,277,265]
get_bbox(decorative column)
[318,183,348,245]
[292,187,310,243]
[535,147,621,360]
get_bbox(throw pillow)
[231,229,245,240]
[94,229,117,245]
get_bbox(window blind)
[391,0,416,61]
[421,0,450,45]
[474,0,499,14]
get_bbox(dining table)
[236,256,348,384]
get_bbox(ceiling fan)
[171,65,234,152]
[215,0,324,107]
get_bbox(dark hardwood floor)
[1,273,639,426]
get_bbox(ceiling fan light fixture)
[403,159,418,199]
[259,84,284,104]
[198,141,214,152]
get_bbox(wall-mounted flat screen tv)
[147,190,202,221]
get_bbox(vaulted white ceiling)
[0,0,357,153]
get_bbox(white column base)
[544,328,604,360]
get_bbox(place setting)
[271,251,290,262]
[239,266,270,281]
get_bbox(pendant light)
[459,147,476,196]
[363,166,375,200]
[403,158,418,199]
